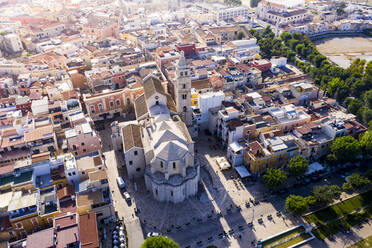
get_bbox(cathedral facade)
[119,54,199,203]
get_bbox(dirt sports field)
[315,36,372,68]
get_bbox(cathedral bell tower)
[174,51,192,127]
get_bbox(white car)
[147,232,160,238]
[123,192,131,204]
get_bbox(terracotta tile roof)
[26,227,54,248]
[29,91,42,100]
[226,107,238,113]
[122,124,143,152]
[134,94,148,119]
[209,25,238,33]
[143,76,165,100]
[56,225,79,248]
[88,170,107,182]
[31,152,50,163]
[57,185,75,200]
[191,60,215,67]
[344,122,354,130]
[192,78,211,90]
[54,212,77,228]
[0,135,25,149]
[77,191,102,207]
[25,125,54,142]
[248,141,263,152]
[79,212,99,248]
[0,164,14,176]
[295,125,312,135]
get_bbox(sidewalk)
[302,220,372,248]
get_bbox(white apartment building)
[2,33,23,54]
[193,91,224,126]
[196,3,250,22]
[0,59,27,75]
[256,0,309,26]
[214,7,250,22]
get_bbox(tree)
[288,39,300,50]
[292,32,304,41]
[351,79,366,98]
[331,136,361,163]
[327,78,345,97]
[362,108,372,125]
[285,195,309,216]
[295,44,305,57]
[263,168,287,189]
[262,26,274,38]
[312,185,341,206]
[313,54,327,68]
[288,155,309,177]
[326,153,338,166]
[366,60,372,76]
[347,173,371,190]
[280,32,292,45]
[142,236,180,248]
[364,89,372,109]
[343,182,354,192]
[360,131,372,154]
[346,98,362,115]
[236,31,245,40]
[287,50,296,63]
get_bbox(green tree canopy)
[366,60,372,76]
[280,32,292,44]
[362,108,372,124]
[346,173,371,191]
[285,195,309,216]
[263,168,287,189]
[360,131,372,154]
[327,77,350,102]
[288,155,309,177]
[364,89,372,109]
[312,185,341,206]
[236,31,245,40]
[331,136,361,163]
[346,98,362,115]
[326,153,338,166]
[142,236,180,248]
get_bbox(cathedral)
[118,52,200,203]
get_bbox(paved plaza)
[99,119,306,248]
[99,119,372,248]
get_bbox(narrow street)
[104,150,145,248]
[99,117,145,248]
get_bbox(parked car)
[123,192,131,204]
[147,232,160,238]
[116,176,126,189]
